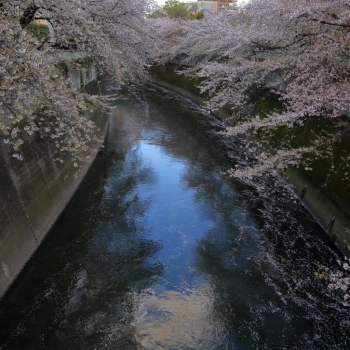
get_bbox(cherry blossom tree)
[152,0,350,178]
[1,0,156,162]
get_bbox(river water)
[0,86,349,349]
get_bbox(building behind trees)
[197,0,237,12]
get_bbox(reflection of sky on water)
[132,286,242,350]
[112,109,261,292]
[105,100,263,348]
[0,86,348,350]
[135,141,217,287]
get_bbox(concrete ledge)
[285,167,350,255]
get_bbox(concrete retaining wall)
[0,60,109,298]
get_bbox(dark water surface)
[0,86,349,349]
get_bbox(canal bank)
[149,64,350,257]
[0,56,110,298]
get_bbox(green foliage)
[75,56,93,67]
[150,64,200,95]
[147,10,166,19]
[189,10,204,20]
[163,0,189,19]
[253,99,274,117]
[27,22,49,41]
[148,1,203,20]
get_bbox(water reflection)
[0,86,349,349]
[188,170,346,348]
[132,286,236,350]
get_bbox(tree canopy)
[1,0,350,180]
[163,0,189,19]
[0,0,155,163]
[152,0,350,179]
[148,0,203,20]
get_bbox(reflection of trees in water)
[121,88,350,348]
[2,86,350,349]
[112,89,350,349]
[0,119,164,350]
[244,180,350,349]
[110,91,350,349]
[187,166,349,348]
[51,117,164,349]
[122,86,242,176]
[119,87,235,169]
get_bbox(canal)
[0,85,349,349]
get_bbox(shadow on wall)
[0,77,110,299]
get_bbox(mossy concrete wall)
[48,50,98,89]
[150,64,350,257]
[0,60,109,298]
[285,168,350,254]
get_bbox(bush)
[27,22,49,41]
